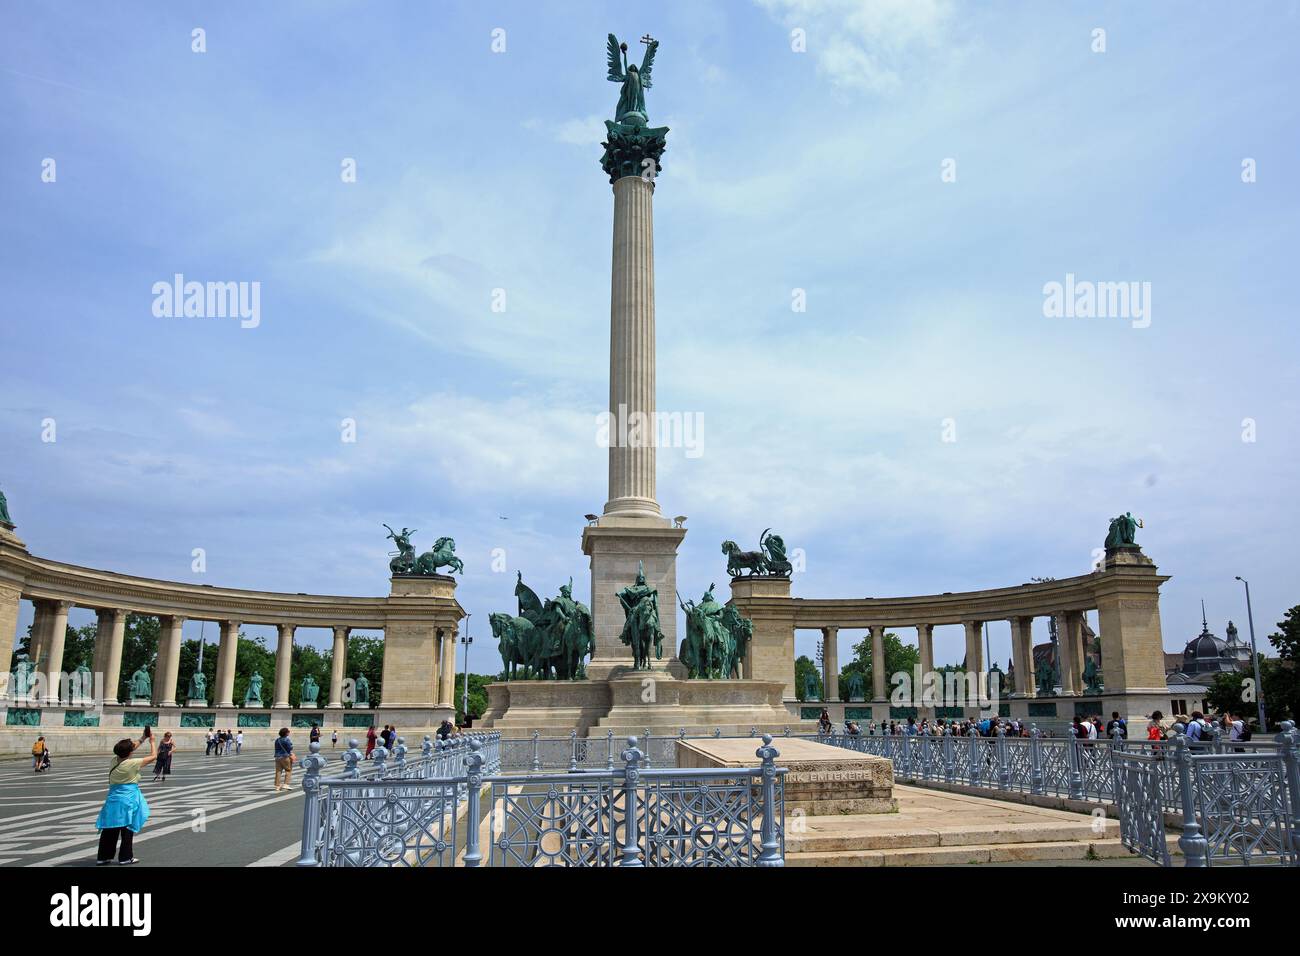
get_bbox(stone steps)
[787,816,1119,853]
[788,836,1181,867]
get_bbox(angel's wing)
[639,40,658,89]
[606,33,624,82]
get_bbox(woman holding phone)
[94,726,155,865]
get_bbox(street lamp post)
[459,614,473,724]
[1234,576,1267,731]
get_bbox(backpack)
[1239,725,1252,742]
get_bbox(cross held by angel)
[607,33,658,126]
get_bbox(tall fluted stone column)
[869,624,888,702]
[215,619,241,707]
[41,601,71,705]
[821,626,839,701]
[273,623,295,708]
[582,124,684,680]
[94,608,127,705]
[1009,616,1034,697]
[156,615,184,707]
[605,175,660,519]
[327,625,348,709]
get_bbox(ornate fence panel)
[814,722,1300,867]
[300,734,787,867]
[1187,750,1296,866]
[488,773,618,867]
[1112,749,1171,866]
[319,779,462,867]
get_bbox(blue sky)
[2,1,1297,675]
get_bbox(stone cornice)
[1,548,464,629]
[736,563,1169,629]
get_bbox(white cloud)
[757,0,954,94]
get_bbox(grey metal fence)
[816,721,1300,867]
[498,726,807,773]
[298,733,787,867]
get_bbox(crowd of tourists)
[204,728,242,756]
[834,708,1259,744]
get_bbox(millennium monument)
[480,34,799,735]
[0,34,1176,754]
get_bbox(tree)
[117,614,159,694]
[795,655,821,701]
[1268,606,1300,661]
[231,634,276,706]
[848,631,920,697]
[1207,671,1248,716]
[344,634,384,706]
[454,673,493,724]
[289,642,330,708]
[174,636,219,703]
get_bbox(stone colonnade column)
[603,175,661,518]
[821,626,839,701]
[1009,616,1034,698]
[438,628,457,708]
[41,600,71,705]
[155,615,184,707]
[1056,611,1084,695]
[916,623,935,717]
[94,608,127,704]
[29,600,53,667]
[273,623,295,708]
[215,619,240,707]
[327,625,349,709]
[0,584,21,702]
[962,619,984,714]
[869,624,887,702]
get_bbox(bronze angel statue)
[607,33,659,125]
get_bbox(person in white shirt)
[235,731,244,754]
[1227,713,1244,741]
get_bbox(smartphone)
[142,726,152,738]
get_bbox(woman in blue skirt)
[95,729,155,865]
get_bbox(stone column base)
[581,519,686,678]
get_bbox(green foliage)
[231,635,275,706]
[119,614,160,693]
[848,632,920,695]
[1268,606,1300,661]
[289,642,330,708]
[1261,658,1298,728]
[795,655,821,701]
[174,636,219,703]
[1206,671,1248,716]
[343,634,384,706]
[455,673,493,724]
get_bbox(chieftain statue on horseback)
[491,573,595,680]
[678,584,753,680]
[617,561,664,670]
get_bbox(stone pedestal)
[729,576,797,698]
[481,676,816,737]
[186,699,208,708]
[676,737,896,816]
[581,521,686,681]
[379,574,464,726]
